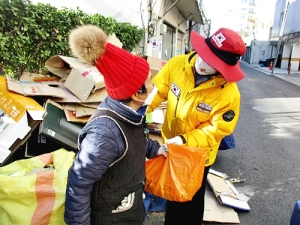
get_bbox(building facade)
[270,0,300,71]
[141,0,206,60]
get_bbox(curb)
[240,61,300,88]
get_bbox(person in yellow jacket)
[147,27,246,225]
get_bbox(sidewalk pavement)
[240,60,300,87]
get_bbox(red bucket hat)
[191,28,246,82]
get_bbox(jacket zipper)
[175,92,181,117]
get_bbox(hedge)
[0,0,144,79]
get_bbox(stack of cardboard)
[0,51,253,223]
[0,76,45,164]
[0,54,168,166]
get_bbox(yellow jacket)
[148,52,241,166]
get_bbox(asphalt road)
[145,64,300,225]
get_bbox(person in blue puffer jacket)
[64,25,167,225]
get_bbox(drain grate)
[252,105,281,113]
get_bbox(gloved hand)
[166,136,183,145]
[157,144,168,157]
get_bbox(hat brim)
[191,30,245,82]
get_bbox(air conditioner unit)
[160,24,167,35]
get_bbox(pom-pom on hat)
[191,28,246,82]
[69,24,149,100]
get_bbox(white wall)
[291,43,300,70]
[281,43,291,68]
[283,0,300,34]
[271,0,286,39]
[250,41,273,64]
[281,43,300,70]
[144,0,188,58]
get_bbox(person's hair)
[119,84,147,103]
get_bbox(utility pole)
[206,19,211,37]
[272,0,293,74]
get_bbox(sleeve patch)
[223,110,235,122]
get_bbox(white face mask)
[139,85,158,106]
[195,55,218,75]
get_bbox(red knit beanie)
[69,25,149,100]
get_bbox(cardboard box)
[207,169,251,211]
[6,76,66,98]
[144,56,167,78]
[204,190,240,223]
[0,76,45,164]
[46,55,105,102]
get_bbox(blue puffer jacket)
[64,96,161,225]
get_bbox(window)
[279,12,284,26]
[249,0,255,5]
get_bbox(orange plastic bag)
[144,144,207,202]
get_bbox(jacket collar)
[185,51,228,89]
[99,96,144,124]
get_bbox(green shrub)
[0,0,144,79]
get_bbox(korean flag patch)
[212,32,226,48]
[171,82,181,97]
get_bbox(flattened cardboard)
[149,133,163,145]
[20,71,61,83]
[0,110,30,164]
[0,116,40,166]
[75,104,96,117]
[144,56,167,77]
[84,87,107,103]
[46,55,105,102]
[51,85,107,103]
[0,76,45,164]
[45,55,81,78]
[64,109,89,123]
[64,68,95,101]
[63,103,94,120]
[6,76,66,98]
[0,76,46,121]
[79,102,99,109]
[204,190,240,223]
[207,169,251,211]
[63,103,76,112]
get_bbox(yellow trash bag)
[0,148,75,225]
